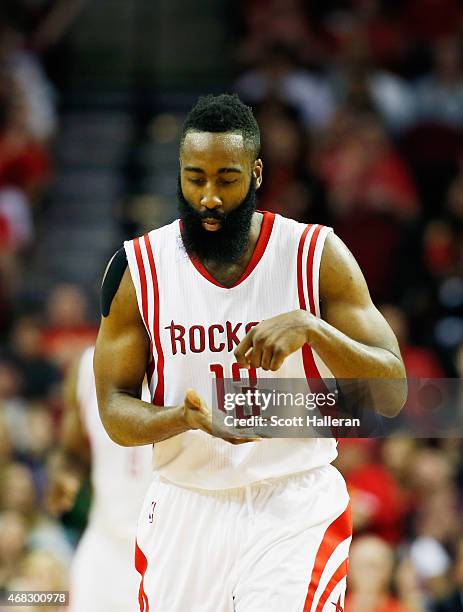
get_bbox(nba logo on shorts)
[148,501,156,523]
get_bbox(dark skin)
[94,131,407,448]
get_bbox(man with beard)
[93,94,406,612]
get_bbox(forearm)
[309,317,403,378]
[308,317,407,416]
[101,392,190,446]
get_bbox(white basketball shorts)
[135,464,352,612]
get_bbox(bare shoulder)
[319,231,370,306]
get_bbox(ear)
[253,159,263,189]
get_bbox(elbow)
[103,422,132,446]
[377,366,408,418]
[365,352,407,417]
[378,399,405,419]
[97,399,132,447]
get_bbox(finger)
[269,348,286,371]
[224,436,261,445]
[212,424,260,443]
[196,412,213,433]
[248,344,263,369]
[260,345,273,371]
[185,389,210,417]
[185,388,202,409]
[234,330,254,366]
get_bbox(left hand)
[234,310,314,371]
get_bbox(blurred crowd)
[0,2,95,608]
[0,0,462,610]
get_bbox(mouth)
[201,218,222,232]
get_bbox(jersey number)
[209,363,261,418]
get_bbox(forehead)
[180,131,250,168]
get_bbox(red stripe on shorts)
[303,503,352,611]
[135,540,150,611]
[315,558,349,612]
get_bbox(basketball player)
[47,346,153,611]
[93,94,406,611]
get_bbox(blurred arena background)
[0,1,462,610]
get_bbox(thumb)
[184,388,203,410]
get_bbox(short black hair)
[181,94,260,159]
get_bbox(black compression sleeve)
[101,247,128,317]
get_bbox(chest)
[157,258,300,361]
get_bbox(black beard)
[177,176,257,264]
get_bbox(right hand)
[183,389,259,445]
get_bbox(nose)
[200,185,222,210]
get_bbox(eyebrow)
[184,166,242,174]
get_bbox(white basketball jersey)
[76,347,153,541]
[124,212,338,489]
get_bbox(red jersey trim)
[306,224,323,316]
[185,211,275,289]
[146,358,155,387]
[144,234,165,406]
[297,224,312,311]
[297,224,324,381]
[132,236,165,406]
[133,238,151,340]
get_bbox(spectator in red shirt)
[335,439,406,545]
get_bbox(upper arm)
[93,264,150,412]
[319,232,402,359]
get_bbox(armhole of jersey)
[312,227,336,381]
[312,226,333,319]
[297,224,336,382]
[297,223,333,319]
